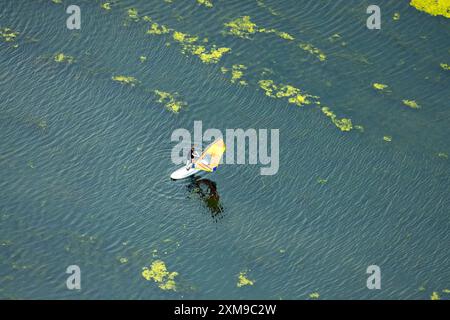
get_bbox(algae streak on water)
[321,107,353,132]
[258,80,319,106]
[410,0,450,18]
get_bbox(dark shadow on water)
[186,176,224,222]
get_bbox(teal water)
[0,0,449,299]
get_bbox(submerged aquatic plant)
[258,80,319,106]
[402,99,420,109]
[321,107,353,132]
[154,90,186,113]
[54,53,74,63]
[142,260,178,291]
[409,0,450,18]
[111,75,139,86]
[299,43,326,61]
[237,271,254,287]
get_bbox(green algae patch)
[139,56,147,63]
[194,46,231,64]
[355,125,364,132]
[54,53,74,63]
[52,0,62,4]
[443,289,450,293]
[197,0,213,8]
[309,292,320,299]
[321,107,353,132]
[277,31,295,41]
[440,63,450,70]
[237,271,254,287]
[383,135,392,142]
[0,27,19,43]
[222,64,248,85]
[119,257,128,264]
[173,31,198,43]
[101,2,111,10]
[142,260,178,291]
[317,178,328,185]
[147,22,171,35]
[112,75,139,86]
[299,43,326,61]
[224,16,258,39]
[437,152,448,159]
[127,8,139,21]
[258,80,319,106]
[402,99,420,109]
[431,291,440,300]
[410,0,450,18]
[393,12,401,20]
[373,83,389,91]
[154,90,186,113]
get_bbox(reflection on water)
[187,177,224,221]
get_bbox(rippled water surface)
[1,0,449,299]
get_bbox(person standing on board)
[186,145,200,171]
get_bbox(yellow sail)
[194,138,226,172]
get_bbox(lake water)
[0,0,449,299]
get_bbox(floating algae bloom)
[299,43,326,61]
[321,107,353,132]
[51,0,62,4]
[409,0,450,18]
[0,27,19,43]
[309,292,320,299]
[139,55,147,63]
[197,0,213,8]
[373,83,389,91]
[142,260,178,291]
[224,16,258,39]
[237,271,254,287]
[222,64,248,85]
[112,75,139,86]
[119,257,128,264]
[431,291,441,300]
[383,135,392,142]
[402,99,421,109]
[154,90,186,113]
[54,53,74,63]
[101,2,111,10]
[127,8,139,21]
[224,16,294,41]
[147,22,172,35]
[393,12,401,20]
[258,80,319,106]
[440,63,450,70]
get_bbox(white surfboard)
[170,164,202,180]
